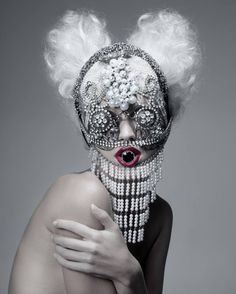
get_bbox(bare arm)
[46,173,117,294]
[51,195,173,294]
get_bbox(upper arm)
[44,172,117,294]
[144,199,173,294]
[44,173,112,232]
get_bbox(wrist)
[114,256,147,294]
[120,254,142,287]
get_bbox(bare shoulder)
[48,171,109,200]
[37,171,111,233]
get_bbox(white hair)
[127,9,201,118]
[44,9,201,125]
[44,10,111,131]
[44,10,111,98]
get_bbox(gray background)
[1,0,236,293]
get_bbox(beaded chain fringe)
[89,147,164,243]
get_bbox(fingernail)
[53,220,58,226]
[91,203,98,210]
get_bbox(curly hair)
[44,9,201,125]
[127,9,201,118]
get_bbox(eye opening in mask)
[110,103,142,121]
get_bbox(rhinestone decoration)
[102,57,139,110]
[135,108,157,129]
[73,44,173,243]
[90,147,164,243]
[73,43,172,151]
[89,109,113,133]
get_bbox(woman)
[8,9,201,294]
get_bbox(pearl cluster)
[102,57,139,111]
[90,147,164,243]
[73,43,168,104]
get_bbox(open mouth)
[115,146,141,167]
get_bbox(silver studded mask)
[73,43,172,151]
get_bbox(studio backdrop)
[1,0,236,293]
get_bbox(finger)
[54,253,109,279]
[53,235,94,252]
[53,219,97,240]
[91,204,116,230]
[55,245,91,263]
[54,253,93,273]
[54,253,104,276]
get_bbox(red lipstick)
[115,146,141,167]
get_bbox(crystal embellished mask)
[72,43,173,243]
[73,43,172,150]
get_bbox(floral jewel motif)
[89,108,114,134]
[135,108,157,129]
[102,57,139,111]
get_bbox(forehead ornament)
[102,57,139,111]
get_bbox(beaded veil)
[90,148,164,243]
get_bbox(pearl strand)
[90,148,164,243]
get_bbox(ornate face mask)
[73,43,172,243]
[73,43,172,151]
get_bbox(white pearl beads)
[90,147,164,243]
[102,57,140,111]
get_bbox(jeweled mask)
[73,43,172,150]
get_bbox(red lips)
[115,146,141,167]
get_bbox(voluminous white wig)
[127,9,201,118]
[44,10,111,98]
[44,9,201,126]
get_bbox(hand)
[52,204,138,285]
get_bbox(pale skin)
[9,108,173,294]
